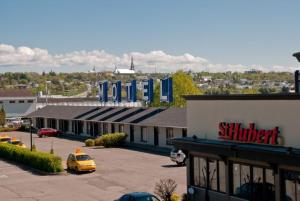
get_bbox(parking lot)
[0,131,186,201]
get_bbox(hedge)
[94,132,127,148]
[85,139,95,147]
[0,143,63,173]
[0,127,19,132]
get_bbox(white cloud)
[0,43,296,72]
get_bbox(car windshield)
[171,147,179,152]
[76,155,92,161]
[136,196,160,201]
[11,141,20,145]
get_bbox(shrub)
[0,143,63,173]
[171,194,180,201]
[154,178,178,201]
[94,137,103,146]
[0,127,19,132]
[100,133,127,148]
[85,139,95,147]
[32,144,37,151]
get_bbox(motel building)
[172,94,300,201]
[27,105,186,150]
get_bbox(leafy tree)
[151,71,201,107]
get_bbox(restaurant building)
[173,94,300,201]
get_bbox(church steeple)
[130,56,135,71]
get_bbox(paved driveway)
[0,131,186,201]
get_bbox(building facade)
[0,89,37,118]
[173,94,300,201]
[28,105,186,150]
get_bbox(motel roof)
[137,107,186,128]
[27,105,187,128]
[27,105,97,119]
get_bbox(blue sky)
[1,0,300,72]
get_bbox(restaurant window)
[284,171,300,201]
[18,100,25,103]
[9,100,15,103]
[0,101,3,104]
[27,100,34,103]
[166,128,174,145]
[141,126,147,143]
[182,129,187,137]
[232,163,275,201]
[192,156,226,193]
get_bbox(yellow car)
[10,137,27,148]
[0,135,11,143]
[66,149,96,173]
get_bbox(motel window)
[111,124,115,133]
[141,127,147,143]
[103,123,108,134]
[119,124,124,133]
[232,162,275,200]
[18,100,25,103]
[9,100,15,103]
[27,100,34,103]
[192,156,226,193]
[166,128,174,145]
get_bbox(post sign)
[160,77,173,103]
[98,77,172,104]
[142,78,154,103]
[112,81,122,102]
[126,80,137,102]
[99,81,108,102]
[218,122,279,145]
[295,70,300,94]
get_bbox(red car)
[37,128,61,138]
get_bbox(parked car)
[0,134,11,143]
[114,192,160,201]
[37,128,61,137]
[66,148,96,173]
[8,137,27,148]
[170,147,187,165]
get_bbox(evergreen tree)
[0,106,6,127]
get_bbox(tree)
[154,178,177,201]
[151,71,201,107]
[0,106,6,127]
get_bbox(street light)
[45,80,51,104]
[293,52,300,94]
[30,118,33,151]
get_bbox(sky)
[1,0,300,73]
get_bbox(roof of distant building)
[114,68,135,75]
[0,89,35,98]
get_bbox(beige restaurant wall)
[187,100,300,148]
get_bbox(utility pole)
[30,118,33,151]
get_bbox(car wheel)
[75,167,79,173]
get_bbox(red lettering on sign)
[218,122,280,145]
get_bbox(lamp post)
[30,118,33,151]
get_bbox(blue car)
[114,192,160,201]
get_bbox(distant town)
[0,69,294,99]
